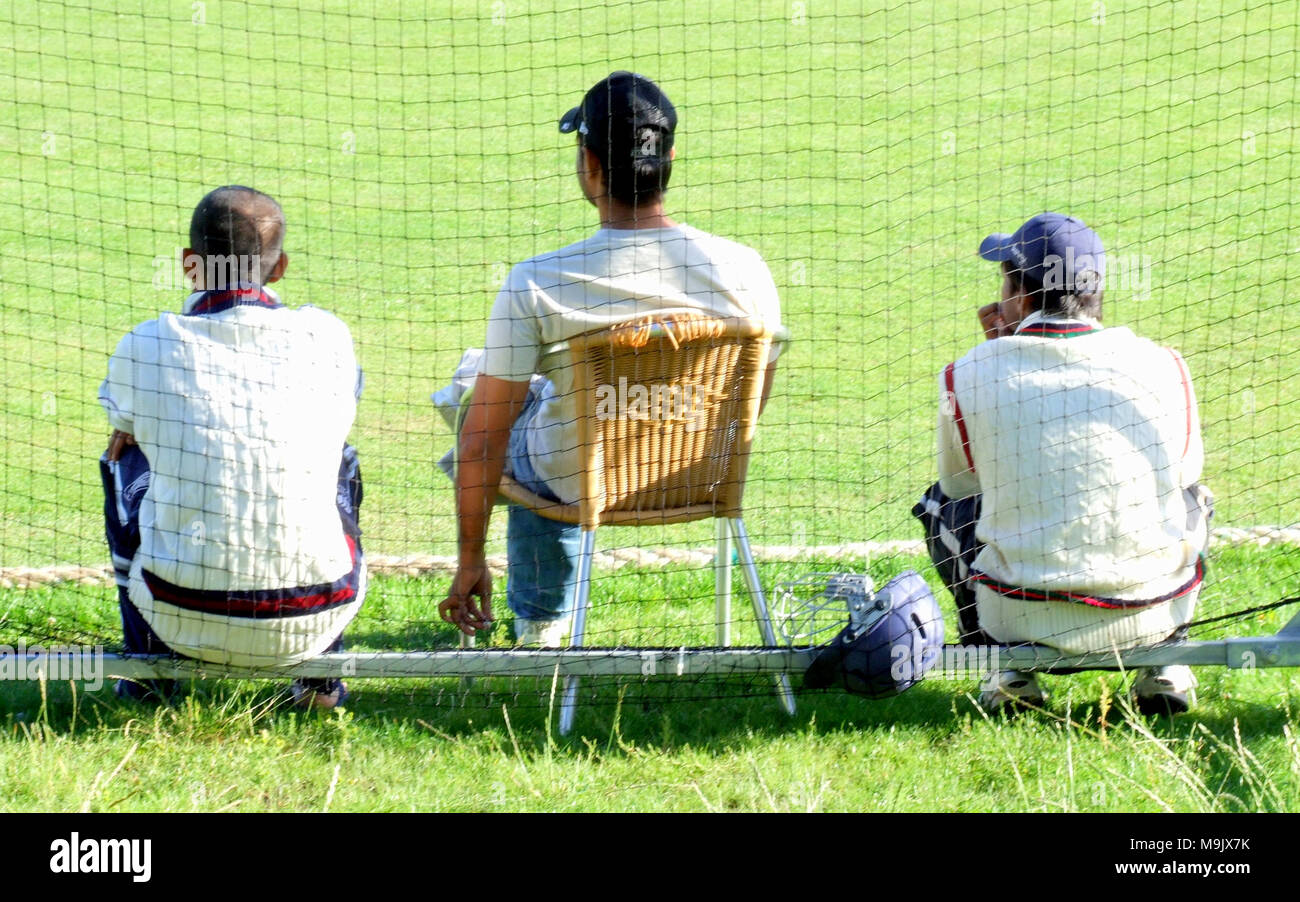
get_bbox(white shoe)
[1132,665,1197,715]
[978,670,1045,714]
[514,617,569,647]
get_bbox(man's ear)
[265,251,289,284]
[1015,292,1035,323]
[181,247,203,290]
[669,146,677,161]
[580,146,604,182]
[577,145,605,205]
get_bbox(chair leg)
[459,630,475,691]
[714,518,733,646]
[559,528,596,736]
[731,517,797,717]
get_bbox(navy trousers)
[913,481,1198,653]
[912,482,996,646]
[100,444,362,682]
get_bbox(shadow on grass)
[0,672,963,748]
[3,664,1298,776]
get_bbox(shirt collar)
[1014,309,1103,338]
[182,284,283,316]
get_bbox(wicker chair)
[498,313,796,734]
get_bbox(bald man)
[99,186,365,708]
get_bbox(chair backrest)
[565,313,773,529]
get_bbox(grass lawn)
[0,0,1298,811]
[2,546,1297,811]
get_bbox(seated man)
[439,72,782,644]
[914,213,1211,714]
[100,186,365,708]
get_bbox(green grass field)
[1,0,1298,812]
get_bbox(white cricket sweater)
[99,286,364,665]
[937,311,1209,651]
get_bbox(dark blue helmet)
[803,571,946,699]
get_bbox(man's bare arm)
[438,375,531,636]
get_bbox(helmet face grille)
[773,572,876,647]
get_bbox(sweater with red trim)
[936,311,1206,605]
[99,286,360,596]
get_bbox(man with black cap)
[913,213,1212,715]
[439,72,783,646]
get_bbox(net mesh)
[1,0,1297,710]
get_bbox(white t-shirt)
[481,224,783,503]
[99,287,364,665]
[938,311,1209,652]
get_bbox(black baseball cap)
[558,72,676,164]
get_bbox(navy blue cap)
[558,72,676,163]
[978,212,1106,296]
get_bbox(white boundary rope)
[1,526,1295,589]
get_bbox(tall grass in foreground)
[2,668,1297,811]
[2,548,1297,811]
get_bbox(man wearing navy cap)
[439,73,783,646]
[914,213,1212,714]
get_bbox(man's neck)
[1015,308,1104,335]
[597,199,676,230]
[182,283,279,315]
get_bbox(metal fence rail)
[4,608,1297,682]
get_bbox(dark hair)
[582,127,673,207]
[189,186,285,285]
[1002,260,1102,319]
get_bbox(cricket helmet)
[797,571,946,699]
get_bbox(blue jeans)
[505,388,581,623]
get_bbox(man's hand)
[439,563,494,636]
[106,430,136,461]
[977,300,1020,340]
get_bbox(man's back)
[102,291,359,592]
[485,224,780,370]
[946,319,1204,601]
[482,224,782,503]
